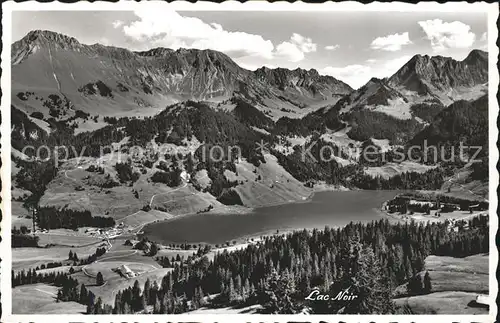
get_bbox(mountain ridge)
[11,30,352,121]
[333,49,487,125]
[388,49,488,94]
[11,30,488,149]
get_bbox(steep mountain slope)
[406,94,489,199]
[335,51,488,120]
[410,95,488,146]
[11,30,352,123]
[388,50,488,105]
[11,31,489,218]
[252,66,352,110]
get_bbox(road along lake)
[142,190,400,245]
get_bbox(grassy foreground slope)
[394,253,489,314]
[13,284,86,314]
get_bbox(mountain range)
[12,30,352,122]
[11,30,490,213]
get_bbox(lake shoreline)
[202,183,350,216]
[142,190,401,245]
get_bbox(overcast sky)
[12,10,488,88]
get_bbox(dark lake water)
[142,190,400,245]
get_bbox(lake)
[142,190,400,245]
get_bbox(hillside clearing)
[12,284,86,314]
[188,304,262,314]
[394,291,488,314]
[393,253,489,314]
[365,161,437,179]
[12,244,101,271]
[87,268,174,306]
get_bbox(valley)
[10,29,491,316]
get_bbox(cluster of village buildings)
[385,195,488,216]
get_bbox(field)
[188,304,262,314]
[36,265,76,275]
[11,215,33,230]
[12,243,102,271]
[369,97,413,120]
[425,254,488,274]
[13,233,174,312]
[12,283,86,314]
[422,253,489,294]
[77,266,174,306]
[232,154,311,207]
[36,230,103,247]
[365,161,437,180]
[149,185,219,215]
[36,148,318,224]
[393,253,489,314]
[394,291,488,314]
[155,242,252,263]
[53,239,171,306]
[117,209,175,229]
[439,166,489,200]
[156,248,198,259]
[11,201,33,230]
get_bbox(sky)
[12,9,488,89]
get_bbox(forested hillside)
[26,215,487,314]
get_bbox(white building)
[476,294,491,307]
[118,264,136,278]
[180,170,191,182]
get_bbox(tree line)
[91,216,488,314]
[12,215,487,314]
[37,207,115,230]
[13,246,108,286]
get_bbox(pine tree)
[86,291,95,314]
[96,272,104,286]
[132,280,142,311]
[94,297,103,314]
[344,244,394,314]
[143,278,151,305]
[228,277,237,303]
[160,294,168,314]
[148,242,159,256]
[191,288,200,309]
[423,271,432,294]
[141,293,148,313]
[123,303,132,314]
[113,292,122,314]
[197,286,205,306]
[150,281,159,306]
[80,284,88,304]
[243,278,251,300]
[261,268,298,314]
[235,274,242,298]
[153,297,161,314]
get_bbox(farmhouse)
[180,170,191,182]
[439,203,460,212]
[473,294,491,308]
[409,200,435,207]
[469,203,488,212]
[117,264,136,278]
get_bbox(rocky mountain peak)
[135,47,175,57]
[12,30,89,64]
[253,66,352,93]
[388,49,488,93]
[464,49,488,64]
[23,30,82,50]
